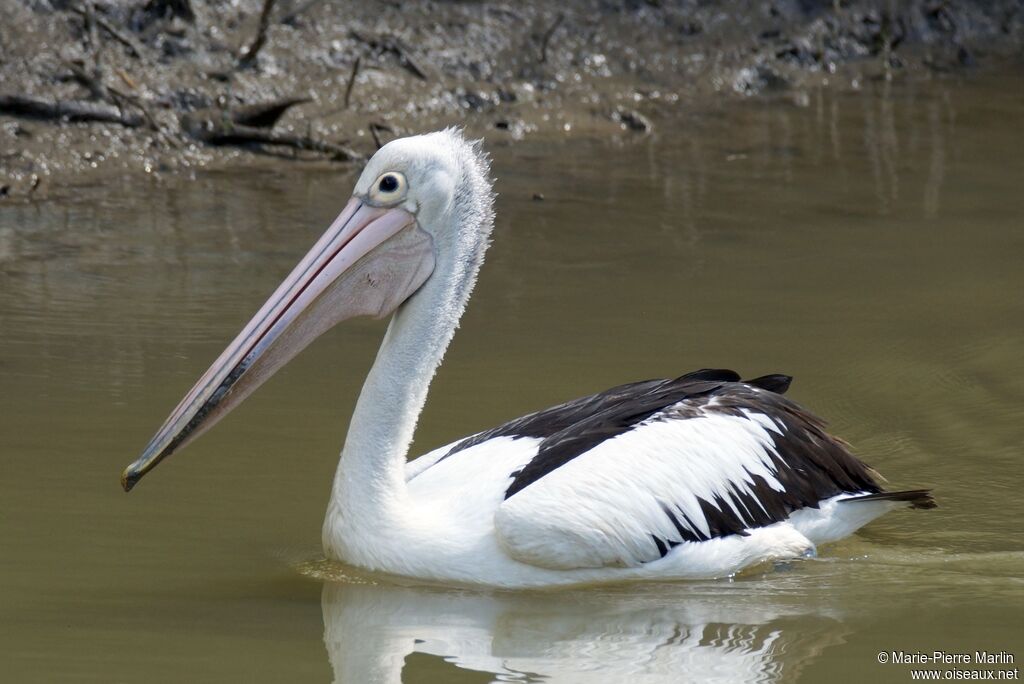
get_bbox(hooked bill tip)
[121,467,140,492]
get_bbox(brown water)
[2,71,1022,682]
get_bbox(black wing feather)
[505,369,801,499]
[442,369,742,460]
[438,368,915,552]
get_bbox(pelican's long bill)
[121,198,435,491]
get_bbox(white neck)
[322,151,493,562]
[323,272,460,538]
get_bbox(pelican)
[122,129,935,588]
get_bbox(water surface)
[2,71,1022,682]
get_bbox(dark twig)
[230,97,310,128]
[539,13,564,63]
[80,2,100,56]
[343,56,361,109]
[61,59,173,142]
[181,111,360,161]
[106,87,164,135]
[280,0,327,26]
[612,107,652,133]
[144,0,195,23]
[214,126,359,161]
[368,121,392,150]
[350,30,428,81]
[238,0,278,68]
[71,6,147,60]
[0,94,143,127]
[63,59,109,101]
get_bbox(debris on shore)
[1,0,1021,199]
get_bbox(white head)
[355,130,493,240]
[354,130,495,322]
[122,129,495,490]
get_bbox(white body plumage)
[325,409,905,588]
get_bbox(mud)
[1,0,1022,200]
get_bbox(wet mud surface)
[1,0,1022,199]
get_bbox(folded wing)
[494,371,884,570]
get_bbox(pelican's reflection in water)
[320,573,848,683]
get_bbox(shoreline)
[1,0,1021,201]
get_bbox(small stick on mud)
[144,0,195,23]
[181,111,359,161]
[539,13,564,63]
[178,94,355,161]
[76,1,100,58]
[117,69,138,90]
[27,174,42,198]
[343,56,361,110]
[368,121,392,150]
[71,5,147,61]
[350,30,428,81]
[230,97,310,128]
[107,87,163,134]
[238,0,278,68]
[0,94,143,127]
[61,60,173,143]
[280,0,327,26]
[63,59,110,101]
[396,51,427,81]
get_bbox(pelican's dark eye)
[369,171,408,204]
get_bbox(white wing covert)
[486,370,886,571]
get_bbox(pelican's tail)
[840,489,937,510]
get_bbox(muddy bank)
[1,0,1022,199]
